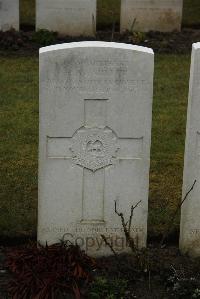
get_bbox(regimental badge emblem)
[70,127,119,171]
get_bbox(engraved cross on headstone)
[47,99,143,223]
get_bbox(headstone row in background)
[36,0,96,36]
[0,0,19,31]
[121,0,183,33]
[0,0,183,35]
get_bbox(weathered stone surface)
[38,41,154,256]
[36,0,96,36]
[0,0,19,31]
[120,0,183,33]
[180,43,200,257]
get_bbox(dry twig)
[115,200,142,253]
[160,180,197,247]
[100,234,118,258]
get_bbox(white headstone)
[38,41,154,256]
[180,43,200,257]
[120,0,183,33]
[0,0,19,31]
[36,0,96,36]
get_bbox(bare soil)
[94,245,200,299]
[1,28,200,56]
[1,243,200,299]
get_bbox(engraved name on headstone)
[38,42,154,256]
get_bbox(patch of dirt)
[96,245,200,299]
[1,243,200,298]
[0,247,9,299]
[1,28,200,56]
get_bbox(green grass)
[149,54,190,235]
[20,0,200,29]
[97,0,120,29]
[0,56,38,237]
[0,54,190,238]
[183,0,200,27]
[20,0,35,27]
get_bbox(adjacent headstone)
[38,41,154,256]
[120,0,183,33]
[36,0,96,36]
[0,0,19,31]
[180,43,200,257]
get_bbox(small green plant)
[193,289,200,298]
[124,18,146,44]
[131,31,146,44]
[166,267,200,299]
[32,29,57,46]
[88,276,128,299]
